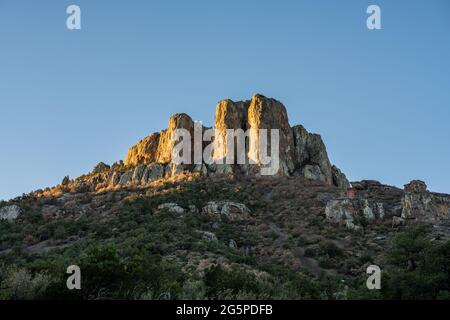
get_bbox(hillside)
[1,95,449,300]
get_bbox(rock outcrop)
[125,113,194,167]
[0,205,21,221]
[332,166,351,189]
[125,133,161,167]
[92,162,110,174]
[157,203,185,214]
[325,179,450,230]
[401,181,450,223]
[123,94,349,187]
[325,198,387,230]
[201,201,251,221]
[246,95,296,175]
[404,180,427,193]
[292,125,333,184]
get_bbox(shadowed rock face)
[324,179,450,230]
[292,124,333,185]
[123,94,349,187]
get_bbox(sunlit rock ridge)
[3,94,450,238]
[124,94,350,188]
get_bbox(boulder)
[392,216,405,228]
[229,239,238,248]
[132,165,145,184]
[92,162,110,174]
[118,170,133,185]
[110,172,121,185]
[200,231,218,242]
[165,163,190,178]
[332,165,351,189]
[302,164,326,183]
[362,199,375,220]
[404,180,427,193]
[141,163,166,183]
[0,205,21,221]
[146,163,165,182]
[157,203,185,214]
[325,199,356,227]
[157,113,194,164]
[201,201,251,221]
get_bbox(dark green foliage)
[203,265,261,299]
[2,176,449,300]
[320,242,343,258]
[381,225,450,300]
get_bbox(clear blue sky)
[0,0,449,200]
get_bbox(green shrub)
[320,242,343,258]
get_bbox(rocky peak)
[401,180,450,223]
[123,94,348,187]
[92,162,110,174]
[404,180,427,193]
[247,94,296,175]
[125,113,194,167]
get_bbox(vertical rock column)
[247,94,296,175]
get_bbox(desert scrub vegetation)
[1,172,449,300]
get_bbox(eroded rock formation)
[36,94,448,232]
[0,205,21,221]
[123,94,349,187]
[125,113,194,167]
[401,181,450,223]
[325,179,450,230]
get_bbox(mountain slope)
[1,95,449,300]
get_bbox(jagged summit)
[9,94,448,231]
[124,94,350,188]
[1,98,450,302]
